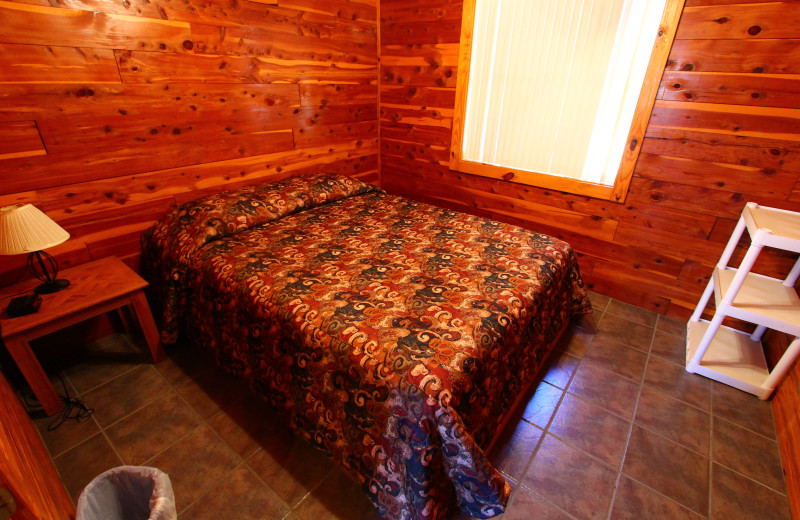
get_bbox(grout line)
[605,309,657,520]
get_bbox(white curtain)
[462,0,667,186]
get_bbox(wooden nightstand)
[0,256,164,415]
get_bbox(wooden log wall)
[379,0,800,515]
[0,0,378,285]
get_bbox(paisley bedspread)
[141,174,591,520]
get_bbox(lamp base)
[34,279,70,294]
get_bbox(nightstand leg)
[129,290,165,363]
[4,337,63,415]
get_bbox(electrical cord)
[18,372,95,431]
[46,373,94,431]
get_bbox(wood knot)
[748,25,762,35]
[182,40,194,50]
[502,172,514,181]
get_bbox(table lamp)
[0,204,71,294]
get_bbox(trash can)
[76,466,177,520]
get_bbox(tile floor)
[23,291,792,519]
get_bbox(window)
[451,0,685,202]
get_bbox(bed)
[141,173,591,520]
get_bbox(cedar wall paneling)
[0,0,378,285]
[379,0,800,514]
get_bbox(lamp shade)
[0,204,70,255]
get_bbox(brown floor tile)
[292,466,380,520]
[105,391,202,465]
[597,313,655,352]
[583,335,648,382]
[65,356,141,396]
[541,351,579,390]
[523,434,617,520]
[711,464,791,520]
[521,380,563,429]
[247,431,336,508]
[643,356,710,411]
[53,433,123,501]
[549,393,631,467]
[575,311,601,333]
[650,330,686,366]
[492,419,543,482]
[657,314,687,338]
[560,326,594,357]
[179,465,290,520]
[634,387,710,456]
[712,417,785,493]
[607,300,659,328]
[207,393,285,459]
[503,486,573,520]
[588,291,611,313]
[176,366,252,420]
[64,334,147,394]
[144,424,241,513]
[83,365,171,428]
[623,426,709,515]
[154,341,214,387]
[34,409,100,459]
[611,476,704,520]
[567,363,640,420]
[712,382,776,439]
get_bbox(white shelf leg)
[751,324,767,342]
[784,256,800,287]
[687,312,726,372]
[716,216,747,269]
[720,243,764,308]
[762,337,800,399]
[690,280,715,323]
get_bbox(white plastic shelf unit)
[686,202,800,400]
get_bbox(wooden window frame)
[450,0,686,203]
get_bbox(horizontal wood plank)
[0,121,45,160]
[115,49,376,84]
[381,20,462,45]
[635,152,798,198]
[667,38,800,74]
[49,0,377,37]
[660,71,800,109]
[380,121,452,146]
[0,1,193,53]
[294,120,376,147]
[0,43,120,84]
[190,23,376,63]
[0,83,301,122]
[649,100,800,141]
[380,104,452,129]
[277,0,377,23]
[380,0,463,24]
[381,64,457,88]
[381,138,449,164]
[300,84,376,106]
[677,2,800,40]
[642,127,800,171]
[380,85,455,108]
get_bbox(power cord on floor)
[46,373,94,431]
[18,373,95,431]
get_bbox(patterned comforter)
[141,174,591,520]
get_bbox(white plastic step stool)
[686,202,800,399]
